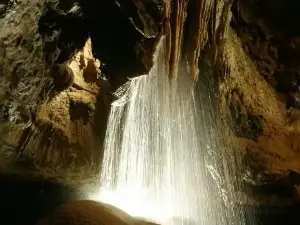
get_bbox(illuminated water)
[95,41,249,224]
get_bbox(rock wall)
[37,200,158,225]
[216,0,300,206]
[0,0,166,183]
[2,40,109,183]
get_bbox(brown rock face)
[37,200,158,225]
[37,0,166,88]
[163,0,218,80]
[213,0,300,206]
[0,39,108,183]
[0,0,168,183]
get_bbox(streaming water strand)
[96,40,250,225]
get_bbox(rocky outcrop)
[215,0,300,206]
[38,0,166,89]
[37,200,158,225]
[0,38,109,183]
[0,0,167,183]
[162,0,225,81]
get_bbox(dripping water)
[94,39,253,225]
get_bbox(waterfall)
[94,40,249,225]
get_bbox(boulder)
[37,200,159,225]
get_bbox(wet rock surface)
[38,0,165,87]
[0,37,109,184]
[0,0,166,182]
[217,0,300,208]
[37,200,158,225]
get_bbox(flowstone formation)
[217,0,300,207]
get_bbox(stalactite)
[163,0,215,80]
[163,0,189,78]
[163,0,233,82]
[184,0,214,82]
[170,0,189,78]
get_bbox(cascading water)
[94,39,250,225]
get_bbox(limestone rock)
[216,0,300,206]
[0,35,109,184]
[37,200,158,225]
[0,0,167,185]
[37,0,166,88]
[0,0,169,184]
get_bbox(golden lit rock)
[37,200,159,225]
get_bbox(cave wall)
[0,0,166,183]
[216,0,300,206]
[1,40,109,183]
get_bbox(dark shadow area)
[0,174,83,225]
[241,204,300,225]
[92,82,111,169]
